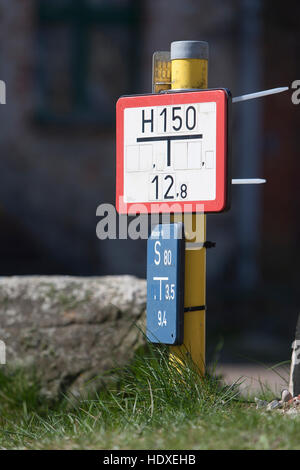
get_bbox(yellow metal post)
[169,41,208,374]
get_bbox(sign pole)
[169,41,209,374]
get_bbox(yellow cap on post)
[170,40,208,90]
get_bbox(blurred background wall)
[0,0,299,363]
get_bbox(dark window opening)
[35,0,140,127]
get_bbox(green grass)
[0,346,299,450]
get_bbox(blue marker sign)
[146,223,185,345]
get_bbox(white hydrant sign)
[116,89,230,214]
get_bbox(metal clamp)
[204,241,216,249]
[184,305,206,313]
[185,241,216,250]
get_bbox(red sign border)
[116,89,229,214]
